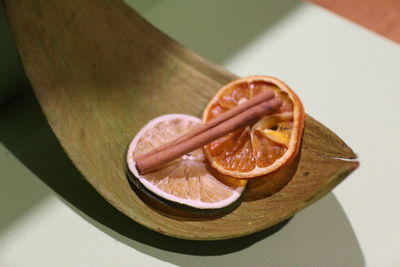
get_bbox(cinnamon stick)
[135,97,282,174]
[135,90,274,161]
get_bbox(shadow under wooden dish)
[4,0,358,240]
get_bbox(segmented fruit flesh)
[204,81,295,172]
[130,115,245,207]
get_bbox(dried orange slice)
[203,76,305,179]
[127,114,246,215]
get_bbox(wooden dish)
[4,0,358,240]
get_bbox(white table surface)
[1,1,399,266]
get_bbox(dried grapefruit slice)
[127,114,246,214]
[203,76,305,179]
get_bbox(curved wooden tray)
[4,0,358,240]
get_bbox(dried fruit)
[203,76,305,178]
[127,114,246,215]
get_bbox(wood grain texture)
[306,0,400,43]
[4,0,358,240]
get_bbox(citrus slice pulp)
[127,114,246,212]
[203,76,305,179]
